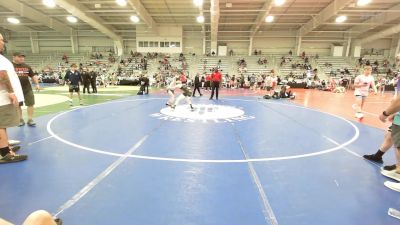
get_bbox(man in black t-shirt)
[89,68,97,93]
[12,52,39,127]
[192,73,202,97]
[81,67,91,94]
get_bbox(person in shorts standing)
[12,52,40,127]
[352,66,377,118]
[0,33,27,163]
[64,64,83,106]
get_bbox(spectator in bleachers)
[62,53,68,63]
[289,50,293,56]
[229,49,234,56]
[254,49,258,55]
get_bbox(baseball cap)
[13,52,25,57]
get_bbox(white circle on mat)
[47,98,360,163]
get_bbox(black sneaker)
[10,145,21,153]
[27,119,36,127]
[382,164,397,171]
[54,218,63,225]
[363,154,383,164]
[0,153,28,164]
[18,119,25,127]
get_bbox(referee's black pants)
[210,81,220,100]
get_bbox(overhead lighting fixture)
[94,3,102,8]
[42,0,56,8]
[66,16,78,23]
[265,15,274,23]
[116,0,127,6]
[7,17,20,24]
[196,15,205,23]
[226,2,232,8]
[274,0,285,6]
[335,15,347,23]
[193,0,203,7]
[130,15,140,23]
[357,0,372,6]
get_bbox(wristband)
[382,111,390,117]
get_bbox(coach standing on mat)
[12,52,40,127]
[89,68,97,93]
[81,67,91,94]
[0,33,27,163]
[210,69,221,100]
[192,73,202,97]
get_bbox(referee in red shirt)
[210,68,222,100]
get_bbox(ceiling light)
[193,0,203,7]
[94,3,102,8]
[335,15,347,23]
[42,0,56,8]
[265,15,274,23]
[357,0,372,6]
[7,18,20,24]
[196,15,205,23]
[274,0,285,6]
[66,16,78,23]
[130,15,140,23]
[116,0,127,6]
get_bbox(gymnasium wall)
[2,29,396,58]
[253,37,296,54]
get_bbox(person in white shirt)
[352,66,377,118]
[0,33,27,163]
[166,76,177,107]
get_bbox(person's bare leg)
[68,92,73,106]
[22,210,57,225]
[0,128,9,149]
[0,218,14,225]
[354,97,362,113]
[27,106,34,121]
[381,131,394,152]
[360,97,366,111]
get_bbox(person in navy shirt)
[64,63,83,106]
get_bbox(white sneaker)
[8,140,21,146]
[381,170,400,182]
[355,112,364,118]
[384,181,400,193]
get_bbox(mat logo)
[150,104,255,123]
